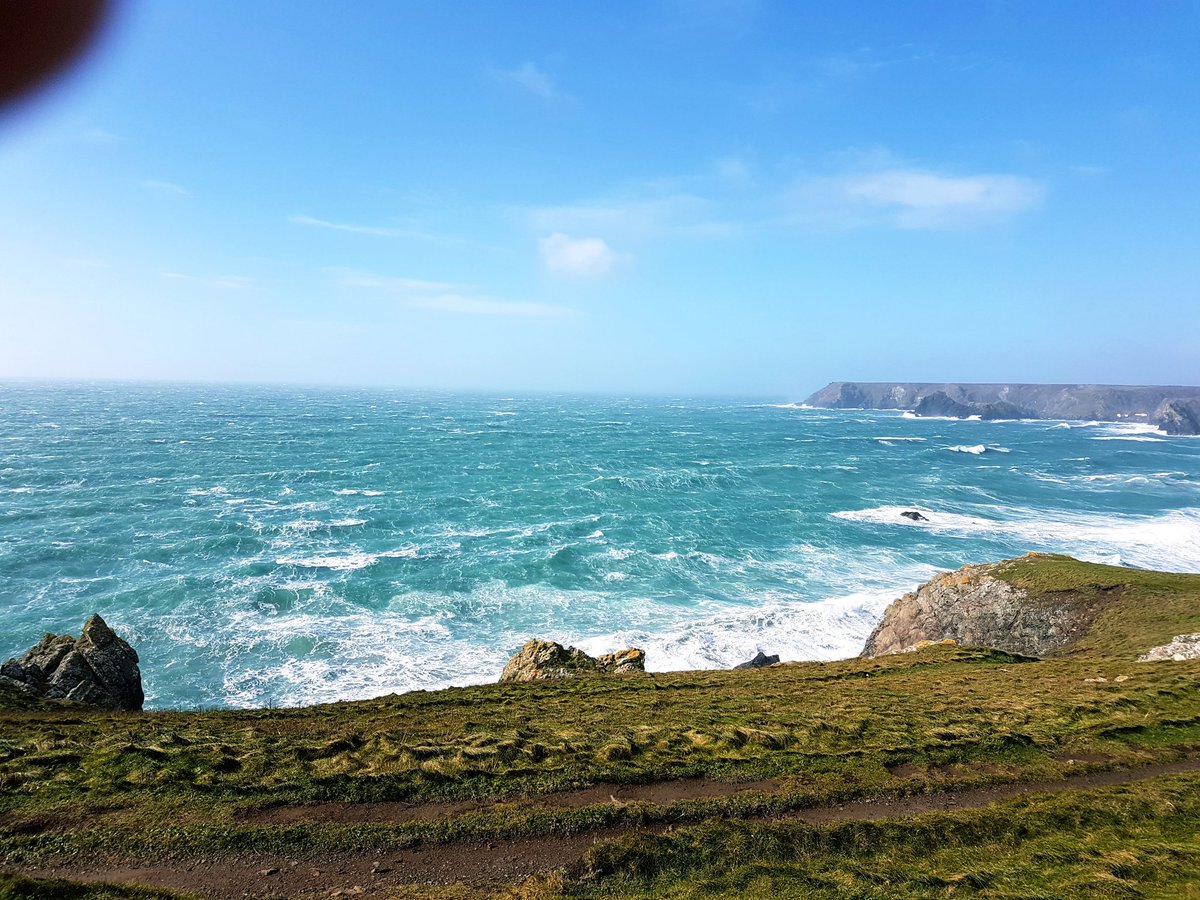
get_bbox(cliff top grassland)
[2,554,1200,898]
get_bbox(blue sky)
[1,1,1197,396]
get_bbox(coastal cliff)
[861,555,1115,659]
[806,382,1200,434]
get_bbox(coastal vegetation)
[2,554,1199,897]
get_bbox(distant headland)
[805,382,1200,434]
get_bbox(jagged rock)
[499,639,645,682]
[913,391,974,418]
[1154,400,1200,436]
[900,511,928,522]
[0,615,143,710]
[912,391,1032,421]
[595,648,647,675]
[734,651,780,669]
[861,558,1112,659]
[806,382,1200,422]
[1138,633,1200,661]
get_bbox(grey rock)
[1154,400,1200,436]
[734,651,780,669]
[1138,633,1200,662]
[861,558,1112,659]
[900,510,928,522]
[806,382,1200,425]
[912,391,1033,421]
[0,615,143,710]
[500,640,646,683]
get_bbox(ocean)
[2,382,1199,710]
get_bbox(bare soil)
[12,758,1200,899]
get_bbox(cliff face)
[806,382,1200,433]
[862,558,1114,659]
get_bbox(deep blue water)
[2,382,1199,709]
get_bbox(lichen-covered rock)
[596,647,646,675]
[861,558,1109,659]
[499,640,645,682]
[0,615,143,710]
[1138,633,1200,662]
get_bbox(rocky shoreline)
[8,553,1198,711]
[805,381,1200,434]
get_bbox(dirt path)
[14,758,1200,899]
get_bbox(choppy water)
[2,382,1199,709]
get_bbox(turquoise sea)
[2,382,1199,710]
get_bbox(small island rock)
[500,639,646,682]
[0,614,143,711]
[900,510,928,522]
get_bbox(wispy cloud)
[838,168,1044,229]
[336,271,460,292]
[84,128,120,144]
[409,293,571,317]
[161,272,250,290]
[529,192,732,240]
[493,62,569,102]
[143,180,189,196]
[341,269,570,318]
[290,215,434,240]
[538,233,623,278]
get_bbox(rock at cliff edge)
[0,614,144,711]
[500,639,646,682]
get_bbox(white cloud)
[290,214,426,239]
[495,62,566,101]
[538,233,622,278]
[336,271,460,292]
[143,180,189,196]
[343,270,570,318]
[162,272,250,290]
[529,193,731,240]
[715,156,752,187]
[409,293,570,317]
[839,168,1043,228]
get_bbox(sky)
[1,0,1197,397]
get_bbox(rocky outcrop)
[734,651,780,669]
[912,391,1033,421]
[1139,633,1200,662]
[1154,400,1200,436]
[0,615,143,710]
[861,559,1109,659]
[807,382,1200,429]
[499,640,646,683]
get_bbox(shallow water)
[2,383,1198,709]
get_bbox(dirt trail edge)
[12,758,1200,899]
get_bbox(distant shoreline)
[806,381,1200,434]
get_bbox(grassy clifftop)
[2,554,1199,898]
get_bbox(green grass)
[994,553,1200,657]
[2,554,1200,897]
[560,771,1200,898]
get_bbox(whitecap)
[276,547,419,570]
[831,505,1200,573]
